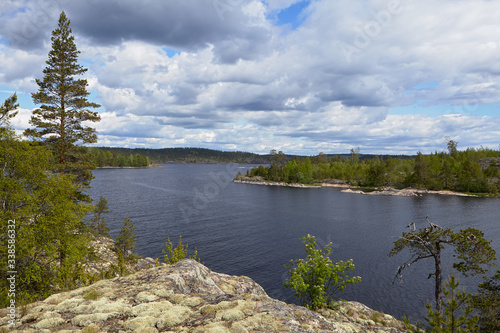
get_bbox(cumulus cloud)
[1,0,499,154]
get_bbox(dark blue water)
[87,164,500,322]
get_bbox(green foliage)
[406,273,479,333]
[83,288,101,301]
[389,219,496,314]
[472,270,500,331]
[425,273,479,332]
[366,155,386,186]
[283,234,361,310]
[162,236,199,264]
[24,11,100,192]
[86,147,150,167]
[90,147,269,164]
[115,218,136,256]
[1,112,93,305]
[243,142,500,194]
[0,93,19,129]
[451,228,497,276]
[88,196,110,236]
[403,316,422,333]
[116,249,129,276]
[269,149,288,181]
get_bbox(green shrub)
[283,234,361,310]
[84,288,101,301]
[115,218,136,255]
[163,236,200,264]
[472,270,500,332]
[404,273,479,332]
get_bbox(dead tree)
[389,217,496,315]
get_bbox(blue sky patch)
[403,81,439,94]
[273,1,310,30]
[162,48,181,58]
[389,103,500,117]
[0,87,104,112]
[412,81,439,90]
[0,88,35,110]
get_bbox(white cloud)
[1,0,499,155]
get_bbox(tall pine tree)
[25,11,100,192]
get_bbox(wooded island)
[238,145,500,195]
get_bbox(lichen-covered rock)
[0,259,407,332]
[84,235,162,277]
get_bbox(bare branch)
[393,253,433,284]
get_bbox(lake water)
[87,164,500,321]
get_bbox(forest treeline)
[242,144,500,194]
[94,147,270,164]
[85,147,150,167]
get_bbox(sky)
[0,0,499,155]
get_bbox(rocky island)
[234,175,477,197]
[1,259,407,332]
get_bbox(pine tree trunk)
[435,250,443,315]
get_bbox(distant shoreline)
[233,176,478,197]
[96,164,164,169]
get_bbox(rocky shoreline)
[1,259,407,332]
[233,177,319,188]
[340,187,476,197]
[234,176,477,197]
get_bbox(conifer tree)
[88,196,110,237]
[115,218,136,256]
[25,11,100,191]
[473,270,500,331]
[1,96,92,304]
[389,218,496,315]
[424,273,479,332]
[0,93,19,128]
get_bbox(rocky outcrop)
[233,176,319,188]
[341,187,475,197]
[479,157,500,170]
[85,235,160,277]
[1,260,406,332]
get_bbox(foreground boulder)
[1,260,406,332]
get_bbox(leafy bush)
[283,234,361,310]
